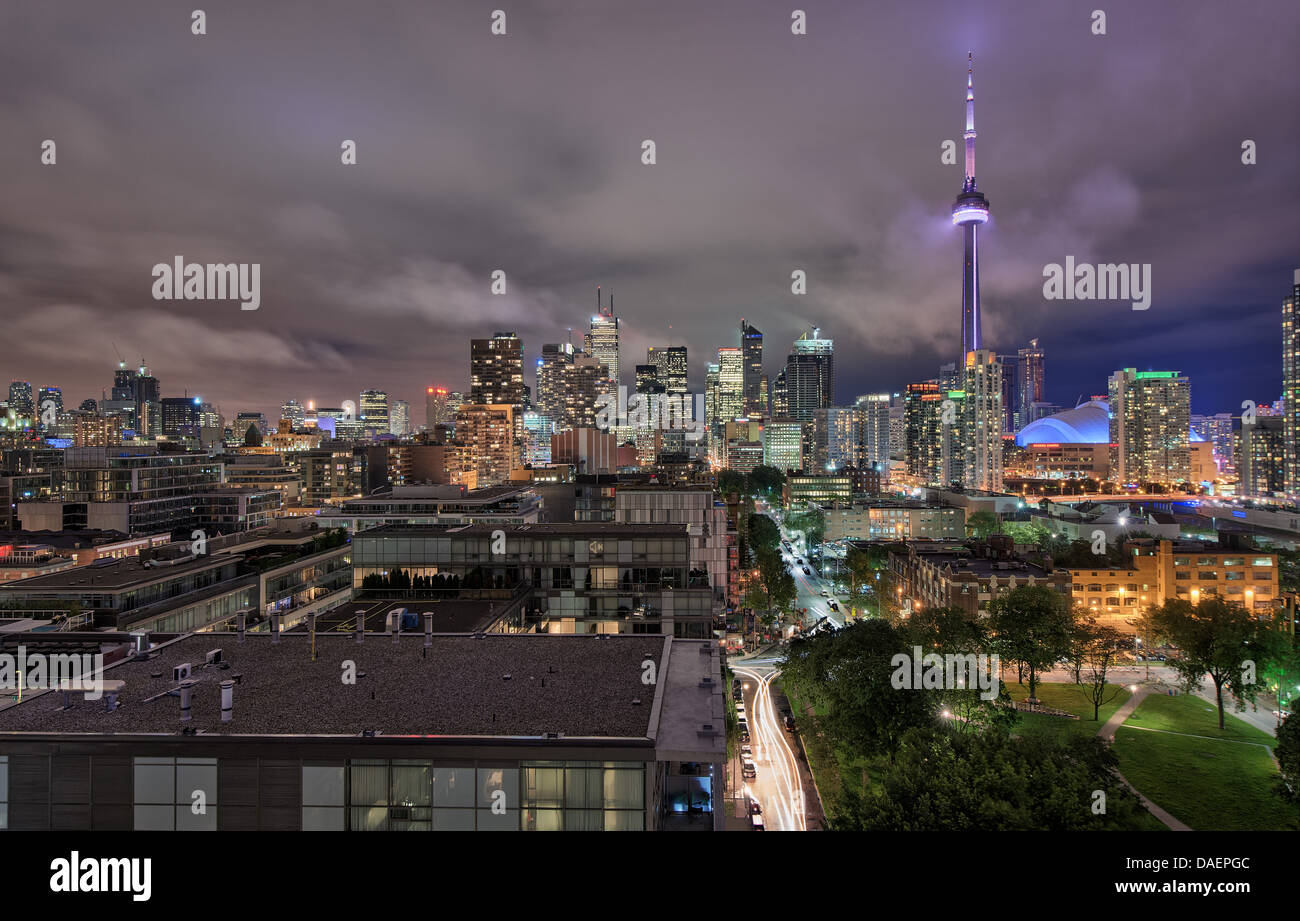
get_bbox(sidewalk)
[1098,684,1192,831]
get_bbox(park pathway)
[1098,686,1192,831]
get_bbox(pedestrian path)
[1098,685,1192,831]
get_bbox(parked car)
[748,798,763,816]
[819,589,829,597]
[783,715,796,733]
[742,759,757,779]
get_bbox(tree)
[780,619,936,763]
[1077,622,1123,721]
[988,585,1074,703]
[748,465,786,500]
[1277,699,1300,804]
[966,510,1001,539]
[746,513,781,558]
[1142,598,1290,731]
[831,726,1153,830]
[715,469,746,500]
[787,507,825,545]
[900,606,1014,733]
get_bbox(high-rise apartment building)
[1239,416,1286,498]
[854,394,892,474]
[1284,269,1300,497]
[453,404,519,487]
[904,381,943,484]
[961,349,1003,491]
[471,332,525,444]
[1108,368,1191,485]
[424,387,451,432]
[7,381,34,420]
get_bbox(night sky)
[2,0,1298,421]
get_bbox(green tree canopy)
[988,584,1075,703]
[1142,597,1292,730]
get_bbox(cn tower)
[952,52,990,359]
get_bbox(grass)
[1004,679,1133,744]
[1120,691,1278,746]
[780,682,887,822]
[1113,725,1297,831]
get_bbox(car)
[828,601,839,611]
[751,813,765,831]
[783,715,796,733]
[735,704,746,719]
[732,686,743,701]
[742,759,757,779]
[740,743,752,757]
[795,558,803,565]
[748,798,763,816]
[802,567,811,575]
[819,589,829,597]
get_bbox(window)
[133,757,218,831]
[302,765,345,831]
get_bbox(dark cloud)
[1,0,1297,420]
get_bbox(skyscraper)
[471,332,525,444]
[716,347,744,423]
[133,365,161,437]
[7,381,34,420]
[425,387,451,432]
[1108,369,1191,485]
[281,399,306,428]
[646,346,688,394]
[1017,339,1046,431]
[635,364,663,394]
[1284,269,1300,497]
[953,53,990,361]
[904,381,943,484]
[961,349,1003,492]
[783,328,834,422]
[359,389,390,434]
[741,321,763,414]
[585,289,620,388]
[390,400,410,436]
[854,393,892,473]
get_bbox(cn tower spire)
[964,52,977,189]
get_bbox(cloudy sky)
[2,0,1298,422]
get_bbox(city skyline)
[2,1,1297,421]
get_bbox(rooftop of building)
[304,599,504,635]
[0,633,678,740]
[0,551,236,592]
[358,522,690,538]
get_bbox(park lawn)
[1112,726,1298,831]
[1004,681,1132,744]
[1122,691,1277,746]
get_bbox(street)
[732,658,809,831]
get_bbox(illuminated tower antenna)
[952,51,990,359]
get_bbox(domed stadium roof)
[1016,400,1110,446]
